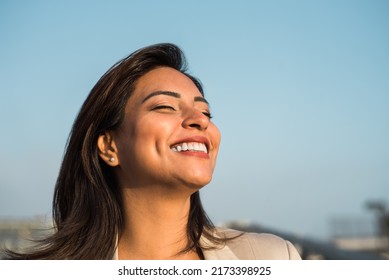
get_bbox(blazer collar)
[112,230,239,260]
[200,231,239,260]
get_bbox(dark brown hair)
[5,43,225,259]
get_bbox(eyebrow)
[142,90,209,104]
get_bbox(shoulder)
[214,228,301,260]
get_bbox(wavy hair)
[5,43,225,259]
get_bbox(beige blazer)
[201,228,301,260]
[113,228,301,260]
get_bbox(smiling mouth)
[171,142,208,154]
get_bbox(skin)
[97,67,221,259]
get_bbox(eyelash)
[154,105,176,111]
[153,105,213,119]
[203,112,213,119]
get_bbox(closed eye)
[202,111,213,119]
[153,105,176,111]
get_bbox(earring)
[109,157,115,162]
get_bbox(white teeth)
[171,142,208,153]
[194,143,200,151]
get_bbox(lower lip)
[173,151,209,159]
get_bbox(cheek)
[210,123,221,149]
[130,116,179,154]
[139,116,177,137]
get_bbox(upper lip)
[170,136,210,152]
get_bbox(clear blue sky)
[1,0,388,240]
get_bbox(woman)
[6,43,300,260]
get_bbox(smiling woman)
[4,43,300,260]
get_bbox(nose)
[182,108,209,130]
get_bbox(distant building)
[223,220,388,260]
[330,216,389,259]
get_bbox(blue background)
[1,0,388,240]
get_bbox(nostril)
[187,120,208,130]
[189,123,201,128]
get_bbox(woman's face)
[110,67,221,192]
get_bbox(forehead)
[133,67,202,98]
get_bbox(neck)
[118,186,200,260]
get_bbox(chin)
[185,174,213,190]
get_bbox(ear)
[97,131,119,167]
